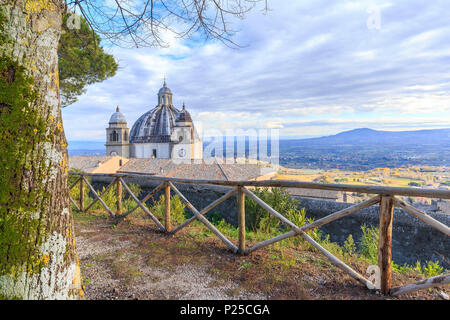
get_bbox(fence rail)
[69,171,450,296]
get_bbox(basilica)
[105,81,203,160]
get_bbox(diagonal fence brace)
[170,187,238,234]
[169,182,238,253]
[82,176,115,217]
[116,181,166,220]
[242,186,372,287]
[118,178,166,232]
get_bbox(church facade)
[105,81,203,160]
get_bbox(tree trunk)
[0,0,83,299]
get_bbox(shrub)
[359,225,379,264]
[422,261,444,277]
[246,187,306,234]
[149,194,188,225]
[343,234,356,256]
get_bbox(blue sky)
[62,0,450,142]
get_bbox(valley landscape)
[69,128,450,194]
[3,0,450,305]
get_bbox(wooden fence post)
[238,186,246,254]
[117,178,122,215]
[165,182,171,232]
[378,195,394,295]
[80,177,85,213]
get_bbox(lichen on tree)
[0,0,82,300]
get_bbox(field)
[274,166,450,204]
[276,166,450,188]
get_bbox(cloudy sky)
[62,0,450,142]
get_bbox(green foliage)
[207,210,224,225]
[246,187,304,233]
[214,218,239,239]
[343,234,356,256]
[68,168,83,185]
[392,260,446,277]
[244,187,321,247]
[359,225,379,265]
[150,194,188,225]
[357,225,447,277]
[59,14,118,107]
[315,234,344,259]
[0,7,8,45]
[422,261,444,277]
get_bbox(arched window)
[112,130,118,142]
[124,131,128,141]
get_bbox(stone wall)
[291,197,450,267]
[90,177,450,267]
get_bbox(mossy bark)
[0,0,82,299]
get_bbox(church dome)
[109,106,127,123]
[176,103,192,122]
[129,105,180,143]
[130,81,200,145]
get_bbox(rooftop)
[69,156,274,181]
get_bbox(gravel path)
[76,227,267,300]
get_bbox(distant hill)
[279,128,450,170]
[285,128,450,147]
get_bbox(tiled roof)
[68,156,111,173]
[117,158,266,181]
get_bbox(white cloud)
[62,0,450,142]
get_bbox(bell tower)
[171,103,203,161]
[106,106,130,158]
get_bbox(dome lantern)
[109,105,127,124]
[158,80,172,105]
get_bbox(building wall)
[171,142,193,162]
[90,156,129,173]
[106,144,129,158]
[131,140,203,160]
[132,143,171,158]
[193,140,203,160]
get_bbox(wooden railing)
[68,171,450,296]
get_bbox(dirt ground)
[76,217,267,300]
[74,213,449,300]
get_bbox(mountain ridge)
[285,127,450,147]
